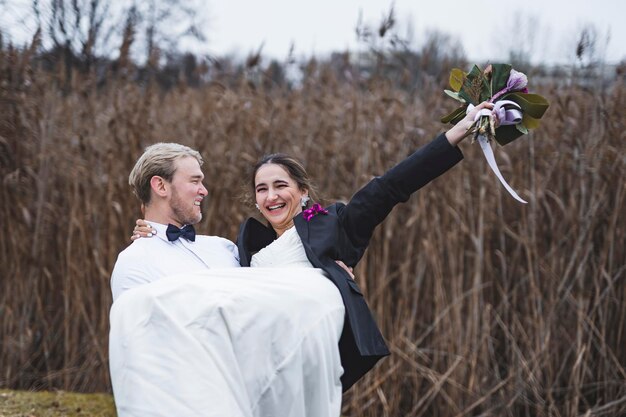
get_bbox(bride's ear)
[300,190,310,207]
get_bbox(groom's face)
[167,156,207,226]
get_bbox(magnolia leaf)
[494,125,524,146]
[441,105,468,124]
[444,89,466,103]
[458,89,473,105]
[449,68,465,92]
[458,65,485,104]
[450,111,467,125]
[516,123,529,135]
[479,73,492,102]
[504,93,549,119]
[522,113,541,129]
[490,64,512,95]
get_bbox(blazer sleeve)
[339,132,463,251]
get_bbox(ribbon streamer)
[476,134,527,203]
[468,101,527,204]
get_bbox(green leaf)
[449,68,465,92]
[522,113,541,129]
[516,123,529,135]
[490,64,512,95]
[458,90,473,105]
[450,112,467,125]
[459,65,490,105]
[444,89,466,103]
[503,93,550,119]
[494,125,524,146]
[441,105,468,124]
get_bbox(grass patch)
[0,390,115,417]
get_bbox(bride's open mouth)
[267,203,286,211]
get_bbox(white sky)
[200,0,624,64]
[2,0,624,65]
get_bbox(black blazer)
[237,133,463,391]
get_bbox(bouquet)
[441,64,549,203]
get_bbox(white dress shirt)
[110,221,240,301]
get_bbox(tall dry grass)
[1,44,624,416]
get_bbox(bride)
[110,102,492,416]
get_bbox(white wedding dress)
[109,227,345,417]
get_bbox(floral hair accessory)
[441,64,549,203]
[302,203,328,222]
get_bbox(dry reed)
[1,45,624,416]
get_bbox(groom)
[110,142,241,301]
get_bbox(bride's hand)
[445,101,495,146]
[130,219,156,241]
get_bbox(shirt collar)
[146,221,176,243]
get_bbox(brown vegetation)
[1,40,624,416]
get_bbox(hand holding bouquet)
[441,64,549,203]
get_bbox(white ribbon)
[476,134,527,203]
[467,101,528,204]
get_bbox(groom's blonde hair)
[129,143,203,204]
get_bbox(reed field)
[1,40,625,416]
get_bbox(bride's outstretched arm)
[337,101,495,257]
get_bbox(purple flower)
[507,69,528,91]
[491,68,529,102]
[302,203,328,222]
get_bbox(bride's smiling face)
[254,163,308,236]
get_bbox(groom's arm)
[110,246,153,302]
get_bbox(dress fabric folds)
[110,227,345,417]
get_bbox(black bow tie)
[166,224,196,242]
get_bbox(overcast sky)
[201,0,624,64]
[2,0,624,65]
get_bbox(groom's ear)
[150,176,169,198]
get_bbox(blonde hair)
[129,143,203,204]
